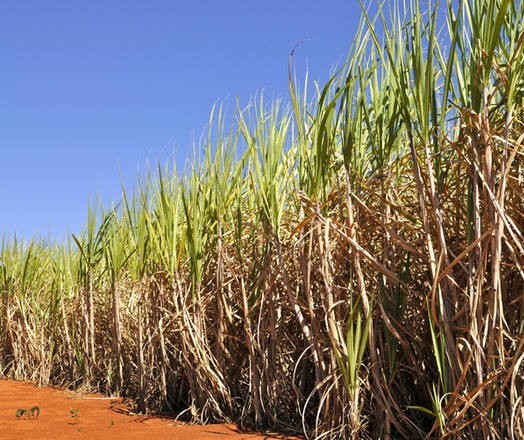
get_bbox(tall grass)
[1,0,523,437]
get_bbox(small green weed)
[15,406,40,419]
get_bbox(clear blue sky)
[1,0,360,240]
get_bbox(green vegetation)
[16,406,40,419]
[1,0,523,437]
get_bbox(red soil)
[0,380,298,440]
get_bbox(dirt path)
[0,380,296,439]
